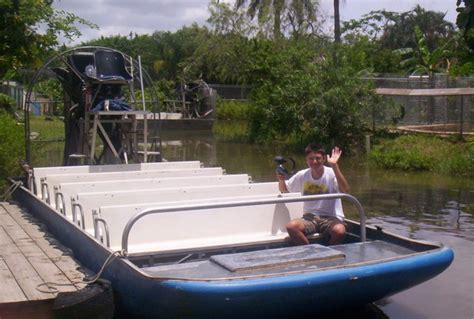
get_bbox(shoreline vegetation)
[369,134,474,177]
[215,100,474,179]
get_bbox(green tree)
[152,25,209,80]
[244,42,376,149]
[343,6,455,51]
[394,26,451,76]
[208,0,257,36]
[0,0,96,79]
[456,0,474,50]
[379,5,454,51]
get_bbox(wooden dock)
[0,201,88,318]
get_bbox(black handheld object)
[274,156,296,178]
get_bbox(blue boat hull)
[13,185,454,318]
[113,247,452,318]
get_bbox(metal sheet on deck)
[210,244,345,272]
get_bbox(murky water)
[161,128,474,319]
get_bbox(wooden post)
[365,135,371,154]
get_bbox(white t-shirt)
[285,166,344,220]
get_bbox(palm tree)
[235,0,318,38]
[235,0,282,38]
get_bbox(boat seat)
[97,193,304,254]
[53,174,251,218]
[40,167,224,206]
[73,182,279,229]
[32,161,202,198]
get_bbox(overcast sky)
[53,0,460,44]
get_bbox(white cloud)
[53,0,459,44]
[323,0,457,24]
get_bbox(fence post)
[460,95,464,139]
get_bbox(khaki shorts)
[301,213,345,239]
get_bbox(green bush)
[0,111,25,192]
[0,93,16,116]
[370,135,474,176]
[245,42,377,150]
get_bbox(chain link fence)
[366,75,473,128]
[211,76,473,135]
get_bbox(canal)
[160,128,474,319]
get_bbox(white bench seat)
[54,174,251,217]
[41,167,225,205]
[95,193,304,254]
[33,161,202,197]
[72,182,280,228]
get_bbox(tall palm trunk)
[334,0,341,42]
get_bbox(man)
[277,143,349,245]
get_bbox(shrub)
[0,111,25,192]
[370,135,474,176]
[0,93,16,116]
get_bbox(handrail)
[121,193,366,255]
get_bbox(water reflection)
[161,128,474,319]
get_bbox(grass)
[215,100,255,121]
[370,134,474,176]
[29,115,64,141]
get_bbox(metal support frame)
[120,193,367,255]
[87,110,149,164]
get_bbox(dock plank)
[0,226,54,301]
[16,241,78,293]
[1,203,87,285]
[0,202,88,304]
[0,257,26,303]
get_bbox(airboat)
[11,47,454,318]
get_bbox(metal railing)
[120,193,367,255]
